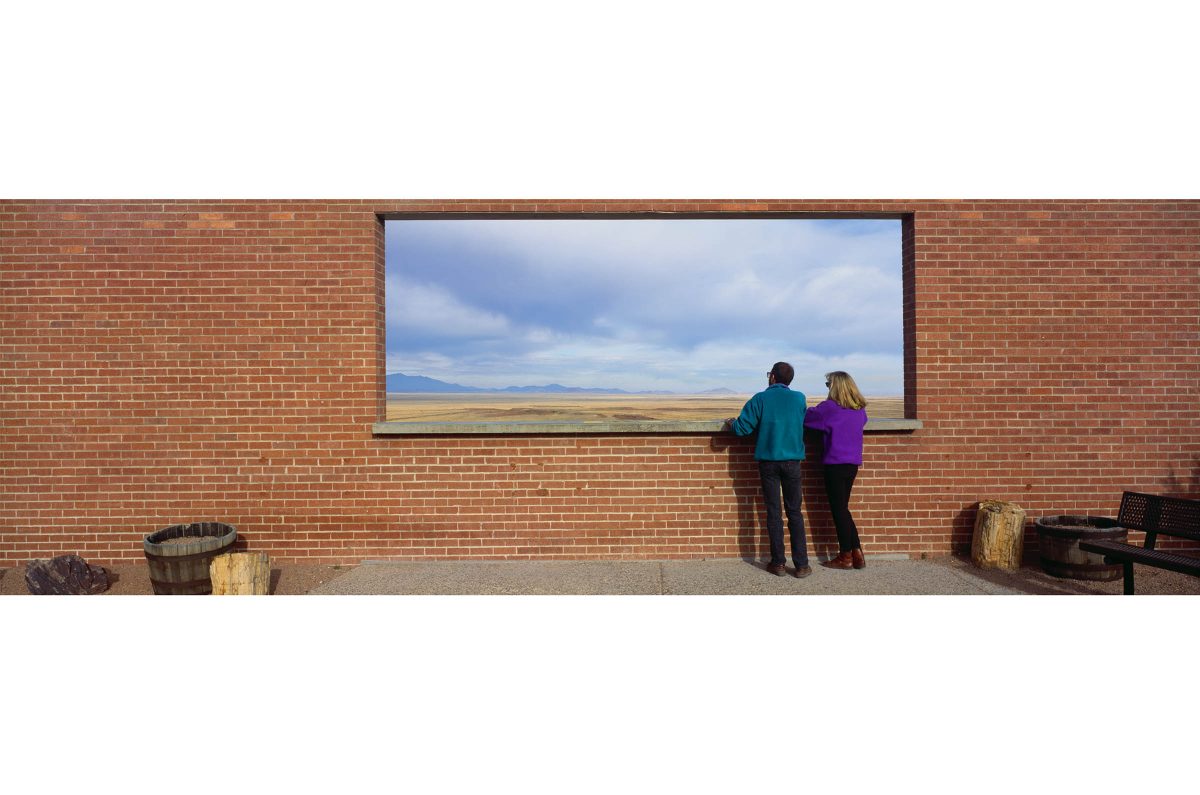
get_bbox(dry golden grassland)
[386,394,905,423]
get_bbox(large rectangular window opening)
[380,215,908,430]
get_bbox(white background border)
[3,3,1194,793]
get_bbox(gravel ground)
[2,554,1197,595]
[0,562,354,595]
[308,554,1200,595]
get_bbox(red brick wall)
[3,200,1198,565]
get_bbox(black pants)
[758,460,808,567]
[822,463,861,552]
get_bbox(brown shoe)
[766,562,787,576]
[821,551,855,570]
[792,565,812,578]
[852,548,866,569]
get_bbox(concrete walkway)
[309,554,1200,595]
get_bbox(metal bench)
[1078,491,1200,595]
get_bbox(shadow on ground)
[935,554,1200,596]
[960,562,1106,595]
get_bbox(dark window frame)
[373,210,918,435]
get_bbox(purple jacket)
[803,399,867,465]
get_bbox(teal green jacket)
[731,384,807,461]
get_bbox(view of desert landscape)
[385,394,905,423]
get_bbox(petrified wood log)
[210,551,272,595]
[25,554,111,595]
[971,500,1027,571]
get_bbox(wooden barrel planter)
[143,522,237,595]
[1035,515,1127,581]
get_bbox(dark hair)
[770,362,794,385]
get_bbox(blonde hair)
[826,371,868,410]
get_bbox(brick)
[2,199,1198,565]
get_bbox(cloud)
[386,274,512,343]
[385,218,903,393]
[388,332,903,396]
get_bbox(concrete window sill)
[373,418,922,435]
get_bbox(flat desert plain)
[386,393,905,423]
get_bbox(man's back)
[731,383,807,461]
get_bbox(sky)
[386,218,903,396]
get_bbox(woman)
[804,371,868,569]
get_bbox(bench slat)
[1117,492,1155,533]
[1079,539,1200,578]
[1118,491,1200,539]
[1158,494,1200,538]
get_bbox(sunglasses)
[825,381,831,388]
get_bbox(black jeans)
[822,463,861,552]
[758,460,808,567]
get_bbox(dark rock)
[24,554,111,595]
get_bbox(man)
[725,362,811,577]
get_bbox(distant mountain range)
[386,372,737,396]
